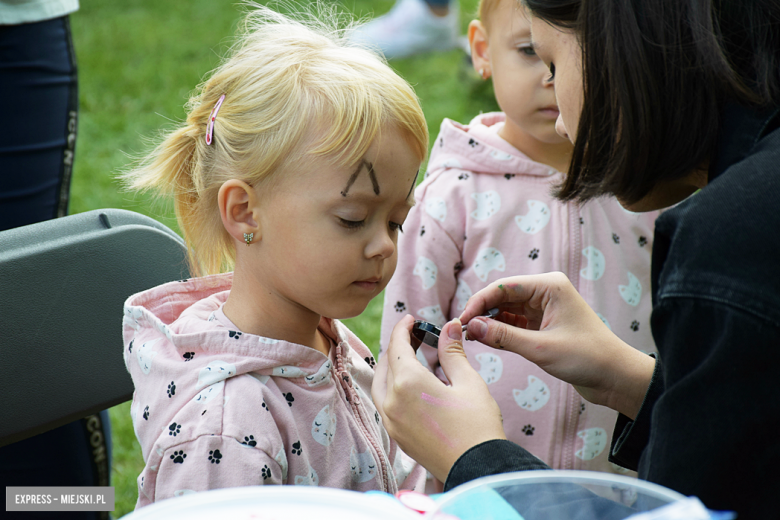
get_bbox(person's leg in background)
[0,15,112,520]
[349,0,463,59]
[0,15,77,229]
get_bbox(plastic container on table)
[428,470,689,520]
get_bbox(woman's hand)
[372,315,506,483]
[459,272,655,419]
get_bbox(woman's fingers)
[435,320,476,386]
[457,272,656,416]
[373,317,506,483]
[459,273,565,328]
[373,315,415,424]
[459,279,512,324]
[465,315,543,360]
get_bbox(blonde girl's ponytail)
[119,96,228,277]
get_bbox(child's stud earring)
[481,68,491,80]
[243,232,254,246]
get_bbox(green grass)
[69,0,497,515]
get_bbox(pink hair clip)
[205,94,226,145]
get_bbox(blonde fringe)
[119,1,428,277]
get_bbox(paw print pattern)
[283,392,294,407]
[168,422,181,436]
[170,450,186,464]
[612,233,620,244]
[468,138,479,148]
[364,356,376,369]
[143,406,149,420]
[228,330,242,340]
[262,465,271,480]
[528,248,539,260]
[375,411,380,425]
[183,352,195,362]
[522,425,535,436]
[167,381,176,398]
[579,217,584,225]
[458,173,470,181]
[638,236,648,247]
[261,399,269,411]
[242,435,257,447]
[580,403,586,414]
[394,301,406,313]
[208,450,222,464]
[420,226,425,237]
[504,174,515,180]
[630,321,640,332]
[291,441,303,456]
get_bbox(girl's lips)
[353,280,380,290]
[539,106,560,118]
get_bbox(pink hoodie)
[381,113,659,478]
[124,273,423,509]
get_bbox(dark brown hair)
[524,0,780,204]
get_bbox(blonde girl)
[120,3,427,508]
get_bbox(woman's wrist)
[606,345,656,420]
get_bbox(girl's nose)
[366,228,395,260]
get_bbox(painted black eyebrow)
[406,170,419,201]
[341,160,379,197]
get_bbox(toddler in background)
[120,4,427,508]
[381,0,659,487]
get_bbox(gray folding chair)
[0,209,190,447]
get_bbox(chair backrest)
[0,209,190,447]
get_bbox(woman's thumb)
[438,319,481,387]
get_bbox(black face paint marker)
[410,308,500,350]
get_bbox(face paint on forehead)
[341,160,380,197]
[406,170,419,201]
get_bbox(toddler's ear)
[469,20,491,79]
[218,179,260,245]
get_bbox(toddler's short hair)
[122,2,428,276]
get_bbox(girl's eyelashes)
[339,217,365,229]
[518,44,537,57]
[338,216,404,233]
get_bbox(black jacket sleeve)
[444,439,550,491]
[609,355,664,470]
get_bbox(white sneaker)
[349,0,460,59]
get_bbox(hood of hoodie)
[427,112,560,179]
[122,272,359,396]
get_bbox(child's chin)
[326,303,371,321]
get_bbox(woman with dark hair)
[372,0,780,517]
